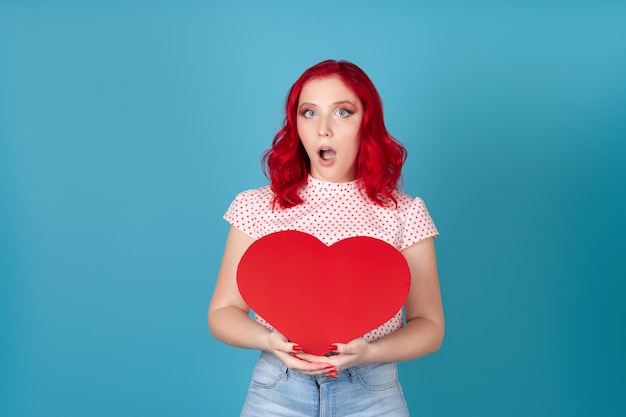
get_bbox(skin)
[296,75,362,183]
[208,76,445,378]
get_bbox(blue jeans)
[240,351,410,417]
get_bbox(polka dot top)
[224,175,439,342]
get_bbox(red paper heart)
[237,230,411,356]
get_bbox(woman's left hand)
[295,337,373,372]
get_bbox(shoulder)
[223,185,276,239]
[224,185,274,220]
[390,189,425,213]
[232,185,274,206]
[393,190,439,247]
[391,189,435,220]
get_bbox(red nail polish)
[293,345,303,351]
[328,374,338,379]
[327,345,338,351]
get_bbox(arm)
[208,226,335,374]
[296,236,444,369]
[368,236,445,361]
[208,225,267,348]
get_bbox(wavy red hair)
[262,60,407,208]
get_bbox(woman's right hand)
[267,331,338,378]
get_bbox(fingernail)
[328,374,338,379]
[293,345,303,351]
[327,345,338,351]
[325,365,335,369]
[290,353,301,359]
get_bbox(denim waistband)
[258,350,395,381]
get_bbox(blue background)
[1,1,624,416]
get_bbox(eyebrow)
[298,100,358,108]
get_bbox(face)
[297,75,363,183]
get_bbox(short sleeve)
[223,190,263,240]
[400,197,439,249]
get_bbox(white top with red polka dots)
[224,175,439,342]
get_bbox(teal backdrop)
[1,1,624,416]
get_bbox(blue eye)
[336,108,354,117]
[300,109,316,118]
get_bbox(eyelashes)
[298,107,355,118]
[300,109,317,118]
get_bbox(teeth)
[320,148,336,160]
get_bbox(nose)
[318,116,332,138]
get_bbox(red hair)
[262,60,407,208]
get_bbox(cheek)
[348,126,361,155]
[347,125,361,146]
[347,118,362,137]
[350,140,361,158]
[296,124,315,156]
[297,120,313,140]
[297,129,311,148]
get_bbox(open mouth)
[318,147,336,161]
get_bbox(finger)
[296,352,334,363]
[268,333,304,355]
[298,365,339,377]
[286,356,333,373]
[292,354,342,375]
[328,343,349,354]
[275,348,326,366]
[291,363,334,374]
[333,338,367,355]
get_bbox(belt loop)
[276,353,288,381]
[347,366,358,383]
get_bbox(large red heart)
[237,230,411,356]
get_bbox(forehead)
[298,75,359,104]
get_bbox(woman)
[208,60,444,416]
